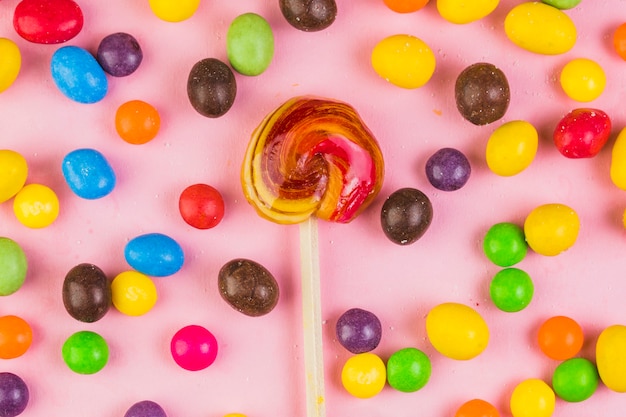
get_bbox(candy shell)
[0,237,27,296]
[96,32,143,77]
[381,188,433,245]
[62,263,111,323]
[0,150,28,203]
[218,259,279,317]
[341,352,386,398]
[62,149,116,199]
[486,120,538,176]
[149,0,200,22]
[437,0,499,24]
[187,58,237,118]
[227,13,275,76]
[0,39,21,93]
[610,127,626,190]
[124,233,185,277]
[596,324,626,392]
[170,325,218,371]
[279,0,337,31]
[51,46,108,104]
[124,400,167,417]
[455,62,510,125]
[13,184,60,229]
[13,0,83,44]
[0,315,32,359]
[62,331,109,374]
[0,372,29,417]
[371,34,436,89]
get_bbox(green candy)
[62,331,109,374]
[386,347,431,392]
[552,358,599,402]
[0,237,27,296]
[490,267,534,312]
[542,0,582,10]
[483,222,527,267]
[227,13,274,76]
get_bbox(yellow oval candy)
[371,34,436,89]
[486,120,538,176]
[0,150,28,203]
[596,325,626,392]
[524,203,579,256]
[437,0,499,24]
[0,38,21,93]
[149,0,200,22]
[610,127,626,190]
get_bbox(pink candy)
[170,325,218,371]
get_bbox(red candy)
[13,0,84,44]
[178,184,225,229]
[553,108,611,158]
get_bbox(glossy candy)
[227,13,274,76]
[486,120,538,176]
[63,263,111,323]
[371,34,436,89]
[524,203,579,256]
[510,379,555,417]
[455,399,500,417]
[455,63,510,125]
[436,0,498,24]
[0,372,29,417]
[187,58,237,118]
[425,147,471,191]
[0,237,27,296]
[62,330,109,374]
[13,184,59,228]
[170,325,218,371]
[149,0,200,22]
[124,233,184,277]
[537,315,584,360]
[596,325,626,392]
[335,308,382,354]
[0,315,32,359]
[124,400,167,417]
[542,0,581,9]
[386,347,431,392]
[97,32,143,77]
[218,259,279,317]
[115,100,161,144]
[0,39,21,93]
[279,0,337,31]
[111,271,157,316]
[553,108,611,158]
[483,222,527,267]
[381,188,432,245]
[179,184,225,229]
[489,268,534,312]
[62,149,116,199]
[384,0,429,13]
[51,46,108,104]
[241,96,384,224]
[341,352,386,399]
[552,358,599,402]
[0,150,27,203]
[613,23,626,61]
[610,127,626,190]
[13,0,83,44]
[559,58,606,102]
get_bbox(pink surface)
[1,0,626,416]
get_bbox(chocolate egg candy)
[218,259,279,317]
[63,263,111,323]
[381,188,433,245]
[96,32,143,77]
[279,0,338,32]
[187,58,237,118]
[455,62,510,125]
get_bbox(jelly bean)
[13,183,60,229]
[613,23,626,61]
[425,148,471,191]
[610,127,626,190]
[341,352,386,399]
[509,379,555,417]
[554,108,611,158]
[124,233,184,277]
[455,62,510,125]
[62,330,109,374]
[537,315,583,360]
[170,325,218,371]
[504,2,576,55]
[218,259,279,317]
[426,302,489,360]
[436,0,498,24]
[335,308,382,354]
[51,46,108,104]
[381,188,433,245]
[62,149,116,199]
[371,34,436,89]
[489,268,534,312]
[483,222,527,267]
[179,184,225,229]
[124,400,167,417]
[279,0,337,31]
[542,0,581,9]
[187,58,237,118]
[0,237,27,296]
[13,0,83,44]
[149,0,200,22]
[62,263,111,323]
[384,0,429,13]
[0,39,21,93]
[0,315,32,359]
[111,271,157,316]
[227,13,275,76]
[524,203,579,256]
[115,100,161,144]
[96,32,143,77]
[595,324,626,392]
[559,58,606,102]
[386,347,431,392]
[0,372,29,417]
[486,120,538,176]
[455,398,500,417]
[552,358,599,402]
[0,150,28,203]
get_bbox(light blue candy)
[125,233,184,277]
[51,46,108,104]
[62,149,116,199]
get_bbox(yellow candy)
[524,203,579,256]
[510,378,555,417]
[0,150,28,203]
[560,58,606,102]
[0,38,21,93]
[223,414,247,417]
[341,352,386,398]
[371,34,436,89]
[486,120,538,176]
[13,184,59,228]
[596,324,626,393]
[426,302,489,360]
[111,271,158,316]
[436,0,499,24]
[149,0,200,22]
[504,2,576,55]
[610,127,626,190]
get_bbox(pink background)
[2,0,626,416]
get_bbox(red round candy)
[179,184,225,229]
[13,0,84,44]
[553,108,611,158]
[170,325,218,371]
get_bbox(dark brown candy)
[218,259,279,317]
[381,187,433,245]
[455,62,510,125]
[279,0,337,32]
[187,58,236,118]
[62,263,111,323]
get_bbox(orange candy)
[455,399,500,417]
[383,0,430,13]
[0,315,33,359]
[537,315,584,360]
[614,23,626,61]
[115,99,161,144]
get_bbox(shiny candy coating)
[187,58,237,118]
[455,63,510,125]
[62,330,109,374]
[509,379,555,417]
[63,263,111,323]
[455,398,500,417]
[178,184,225,229]
[335,308,382,354]
[279,0,337,32]
[218,259,279,317]
[97,32,143,77]
[241,96,384,224]
[149,0,200,22]
[227,13,275,76]
[115,100,161,144]
[341,352,386,399]
[560,58,606,102]
[0,237,27,296]
[381,188,432,245]
[111,271,157,316]
[170,325,218,371]
[613,23,626,61]
[596,324,626,392]
[610,127,626,190]
[124,400,167,417]
[542,0,581,9]
[425,147,471,191]
[524,203,579,256]
[482,222,527,267]
[537,315,583,360]
[0,39,21,93]
[436,0,499,24]
[124,233,184,277]
[13,0,83,44]
[0,372,29,417]
[62,149,116,199]
[371,34,436,89]
[384,0,429,13]
[13,183,59,229]
[0,315,32,359]
[50,46,108,104]
[0,150,28,203]
[552,358,599,402]
[489,268,534,312]
[486,120,538,176]
[386,347,431,393]
[553,108,611,158]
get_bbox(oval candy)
[437,0,499,24]
[596,324,626,392]
[0,150,28,203]
[149,0,200,22]
[0,38,21,93]
[610,127,626,190]
[187,58,237,118]
[63,263,111,323]
[218,259,279,317]
[0,237,27,297]
[62,149,116,199]
[371,34,436,89]
[279,0,337,32]
[227,13,275,76]
[13,0,83,44]
[124,233,184,277]
[381,188,433,245]
[486,120,538,176]
[51,46,108,104]
[455,62,510,125]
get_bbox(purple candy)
[425,147,471,191]
[124,400,167,417]
[96,32,143,77]
[0,373,29,417]
[336,308,382,354]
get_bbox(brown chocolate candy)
[381,188,433,245]
[455,62,510,125]
[187,58,237,118]
[218,259,279,317]
[62,263,111,323]
[279,0,337,32]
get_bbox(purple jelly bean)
[96,32,142,77]
[336,308,382,354]
[425,147,471,191]
[124,400,167,417]
[0,372,29,417]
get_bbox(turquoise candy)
[62,149,116,199]
[0,237,27,296]
[226,13,274,76]
[124,233,184,277]
[51,46,108,103]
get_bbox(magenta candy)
[13,0,84,44]
[170,325,218,371]
[0,372,29,417]
[336,308,382,354]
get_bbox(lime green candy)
[483,222,527,267]
[542,0,581,9]
[0,237,27,296]
[62,331,109,374]
[386,347,431,392]
[552,358,599,402]
[227,13,274,76]
[490,268,534,312]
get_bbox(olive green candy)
[0,237,27,296]
[226,13,274,76]
[187,58,237,118]
[218,258,279,317]
[63,263,111,323]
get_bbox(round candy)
[124,233,184,277]
[0,39,21,93]
[62,148,116,199]
[111,271,157,316]
[187,58,237,118]
[509,379,555,417]
[596,324,626,392]
[0,315,32,359]
[537,315,583,360]
[454,398,500,417]
[542,0,581,9]
[63,263,111,323]
[489,268,534,312]
[425,148,471,191]
[384,0,429,13]
[0,237,27,296]
[613,23,626,61]
[335,308,382,354]
[610,127,626,190]
[124,400,167,417]
[381,188,433,245]
[371,34,436,89]
[171,325,218,371]
[436,0,498,24]
[13,0,83,44]
[97,32,143,77]
[0,150,27,203]
[455,62,510,125]
[218,259,279,317]
[0,372,29,417]
[482,222,527,267]
[524,203,579,256]
[223,414,246,417]
[553,108,611,158]
[62,330,109,374]
[115,100,161,144]
[179,184,225,229]
[486,120,538,176]
[227,13,274,76]
[552,357,599,402]
[341,352,386,399]
[13,183,60,229]
[560,58,606,102]
[149,0,200,22]
[279,0,337,31]
[386,347,431,392]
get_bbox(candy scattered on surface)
[124,400,167,417]
[115,100,161,144]
[187,58,237,118]
[0,315,32,359]
[610,127,626,190]
[386,347,431,393]
[486,120,538,176]
[227,13,275,76]
[341,352,386,399]
[218,258,279,317]
[383,0,429,13]
[148,0,200,22]
[483,222,527,267]
[335,308,382,354]
[541,0,581,9]
[454,398,500,417]
[50,46,108,104]
[455,62,510,125]
[595,324,626,393]
[178,184,225,229]
[489,268,534,312]
[63,263,111,323]
[523,203,579,256]
[537,315,584,360]
[613,22,626,60]
[559,58,606,102]
[0,39,21,93]
[509,378,555,417]
[13,184,59,229]
[553,108,612,158]
[13,0,83,44]
[0,372,29,417]
[62,330,109,375]
[551,358,599,402]
[380,188,432,245]
[425,147,471,191]
[371,34,436,89]
[62,149,116,199]
[111,271,157,316]
[124,233,184,277]
[279,0,337,32]
[0,150,27,204]
[436,0,499,24]
[0,237,27,296]
[170,325,218,371]
[97,32,143,77]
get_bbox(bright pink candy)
[13,0,84,44]
[553,108,612,158]
[170,325,218,371]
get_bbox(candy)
[13,0,83,44]
[218,259,279,317]
[595,324,626,392]
[613,23,626,61]
[124,400,167,417]
[426,302,489,360]
[62,149,116,199]
[111,271,158,316]
[341,352,386,399]
[371,34,436,89]
[170,325,218,371]
[178,184,225,229]
[241,96,384,224]
[13,183,60,229]
[537,315,584,360]
[0,237,27,296]
[610,127,626,190]
[279,0,337,32]
[455,63,510,125]
[489,268,534,312]
[50,46,108,104]
[62,330,109,374]
[386,347,431,393]
[115,100,161,144]
[523,203,579,256]
[542,0,581,9]
[380,188,432,245]
[559,58,606,102]
[0,315,32,359]
[149,0,200,22]
[383,0,429,13]
[335,308,382,354]
[425,147,471,191]
[509,379,555,417]
[96,32,143,77]
[454,399,500,417]
[124,233,184,277]
[0,372,29,417]
[63,263,111,323]
[436,0,499,24]
[187,58,237,118]
[553,108,611,158]
[486,120,538,176]
[227,13,275,76]
[482,222,527,267]
[504,2,576,55]
[552,358,599,402]
[0,39,21,93]
[0,150,27,203]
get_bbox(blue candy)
[125,233,184,277]
[51,46,108,104]
[62,149,116,199]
